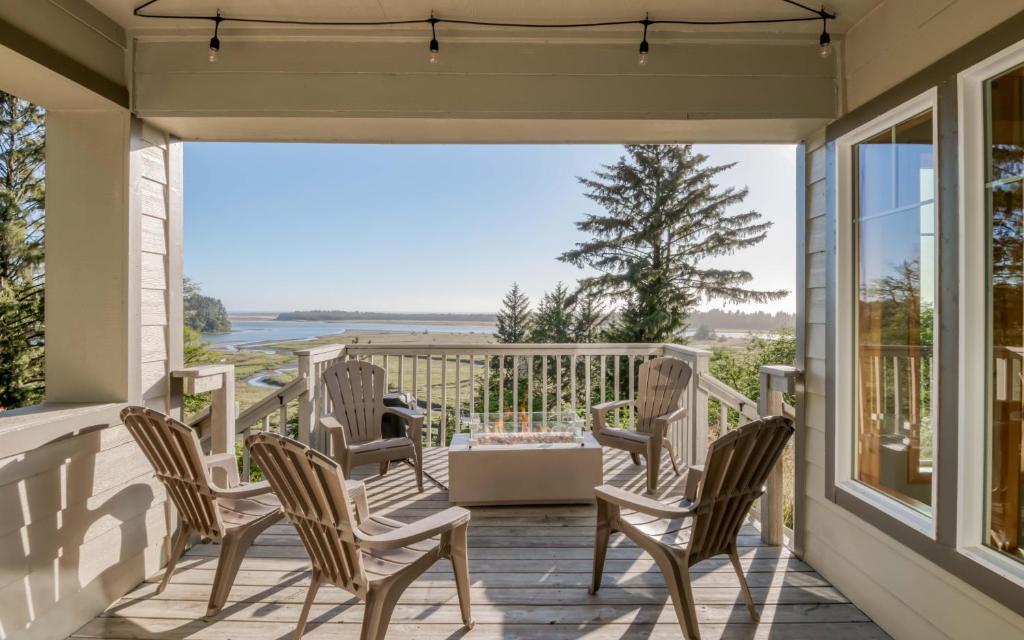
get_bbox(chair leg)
[206,528,257,616]
[360,585,402,640]
[379,460,389,476]
[294,570,322,639]
[646,441,661,494]
[590,499,614,595]
[157,524,191,594]
[728,545,759,623]
[445,524,475,629]
[657,551,701,640]
[629,452,642,466]
[413,446,424,493]
[665,440,682,476]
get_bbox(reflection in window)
[853,111,935,514]
[987,64,1024,561]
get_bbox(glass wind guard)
[460,412,586,447]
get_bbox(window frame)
[957,37,1024,587]
[834,87,941,539]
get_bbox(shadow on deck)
[71,448,888,639]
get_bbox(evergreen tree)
[0,91,45,410]
[184,277,232,333]
[572,290,609,343]
[530,282,575,343]
[560,144,786,342]
[494,282,532,343]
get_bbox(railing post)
[758,365,798,546]
[171,365,235,484]
[297,351,316,449]
[689,350,711,464]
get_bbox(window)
[835,90,938,531]
[985,63,1024,562]
[853,112,937,515]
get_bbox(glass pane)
[853,111,935,514]
[989,64,1024,183]
[858,129,895,218]
[988,177,1024,559]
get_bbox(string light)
[428,15,439,64]
[133,1,837,63]
[208,11,222,62]
[638,15,650,66]
[818,14,832,58]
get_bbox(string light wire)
[133,0,837,62]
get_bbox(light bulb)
[638,39,649,66]
[818,30,831,58]
[429,38,439,64]
[208,36,220,62]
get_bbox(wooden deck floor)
[71,448,888,640]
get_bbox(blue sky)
[184,143,795,314]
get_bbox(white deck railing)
[173,341,799,544]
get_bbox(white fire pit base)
[447,432,604,506]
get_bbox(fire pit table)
[448,412,603,505]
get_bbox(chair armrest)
[320,415,348,455]
[591,399,633,430]
[382,405,425,424]
[594,484,695,520]
[357,506,471,550]
[592,399,633,414]
[345,479,371,522]
[653,406,687,425]
[683,465,703,502]
[211,480,275,499]
[205,452,240,489]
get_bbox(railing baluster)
[455,355,462,425]
[383,354,390,391]
[570,354,577,416]
[484,355,491,423]
[585,355,592,426]
[628,355,636,428]
[556,355,562,411]
[413,355,419,409]
[527,354,534,416]
[242,427,251,481]
[440,354,448,446]
[498,355,506,415]
[469,355,476,414]
[279,400,288,437]
[600,355,606,404]
[426,355,433,446]
[398,355,405,394]
[512,354,519,420]
[541,355,548,413]
[614,355,621,425]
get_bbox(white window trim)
[957,38,1024,587]
[834,88,940,539]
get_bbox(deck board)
[70,447,889,640]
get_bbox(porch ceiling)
[91,0,882,36]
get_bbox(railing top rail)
[341,343,669,356]
[662,343,714,358]
[235,376,308,432]
[294,343,347,357]
[171,364,234,378]
[700,373,760,421]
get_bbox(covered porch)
[75,447,885,640]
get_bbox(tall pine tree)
[0,91,45,410]
[530,282,575,343]
[560,144,785,342]
[495,282,532,343]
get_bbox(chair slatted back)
[121,406,223,540]
[247,431,368,593]
[687,417,793,562]
[635,357,692,434]
[323,360,386,445]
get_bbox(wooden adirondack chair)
[321,360,424,492]
[246,431,474,640]
[591,356,692,493]
[120,406,282,616]
[590,416,794,640]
